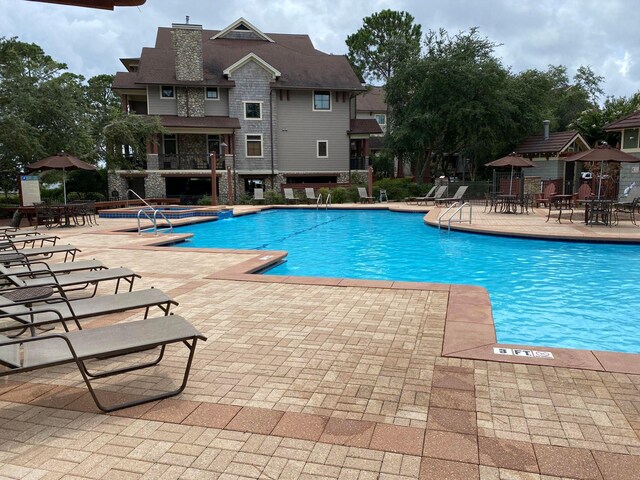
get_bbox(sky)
[2,0,640,100]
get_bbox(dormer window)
[161,86,175,98]
[205,87,219,100]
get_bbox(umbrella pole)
[597,162,604,199]
[509,165,514,195]
[63,167,67,205]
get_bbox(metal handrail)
[316,193,322,209]
[128,189,173,236]
[438,201,472,230]
[325,193,331,209]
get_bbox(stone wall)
[177,87,205,117]
[172,25,203,81]
[144,173,166,198]
[107,173,129,200]
[179,134,207,155]
[147,154,159,170]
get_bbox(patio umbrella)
[563,144,640,199]
[485,154,537,195]
[26,152,97,204]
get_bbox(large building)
[110,18,381,202]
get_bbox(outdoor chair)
[357,187,374,204]
[70,201,98,226]
[284,188,298,204]
[33,202,61,230]
[408,186,436,205]
[253,188,265,204]
[0,239,80,263]
[1,265,140,297]
[0,315,206,412]
[534,183,556,208]
[436,186,468,206]
[3,257,106,277]
[417,186,447,205]
[0,286,178,336]
[576,183,593,202]
[0,231,59,248]
[305,188,318,203]
[613,195,640,226]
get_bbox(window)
[623,128,639,150]
[375,114,386,125]
[161,85,174,98]
[205,87,219,100]
[163,134,177,154]
[313,90,331,111]
[317,140,328,158]
[244,102,262,120]
[246,134,263,157]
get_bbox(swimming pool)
[171,209,640,353]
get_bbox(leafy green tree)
[571,92,640,146]
[86,74,122,161]
[346,9,422,84]
[103,113,165,170]
[387,28,519,181]
[0,37,94,194]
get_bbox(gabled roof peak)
[210,17,275,43]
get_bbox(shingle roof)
[125,26,364,91]
[603,111,640,131]
[158,115,241,130]
[357,87,386,113]
[112,71,144,90]
[349,119,383,135]
[514,131,585,156]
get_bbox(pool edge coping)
[95,208,640,375]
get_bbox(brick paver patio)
[1,204,640,479]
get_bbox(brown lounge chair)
[2,257,105,276]
[0,315,206,412]
[0,287,178,335]
[1,265,140,297]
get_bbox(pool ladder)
[316,193,331,209]
[438,201,472,230]
[127,189,173,236]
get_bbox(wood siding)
[147,86,178,115]
[276,90,349,172]
[204,88,230,116]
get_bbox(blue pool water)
[171,209,640,353]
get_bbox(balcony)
[158,153,224,170]
[350,156,370,171]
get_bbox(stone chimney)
[172,23,203,81]
[543,120,550,141]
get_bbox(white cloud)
[2,0,640,98]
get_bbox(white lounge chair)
[358,187,374,204]
[253,188,265,204]
[305,188,318,203]
[284,188,298,204]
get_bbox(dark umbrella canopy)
[564,144,640,198]
[26,152,97,204]
[485,154,537,195]
[485,155,537,168]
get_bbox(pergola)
[28,0,145,9]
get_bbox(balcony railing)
[350,156,370,170]
[158,153,224,170]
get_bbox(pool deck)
[1,203,640,479]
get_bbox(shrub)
[330,187,347,203]
[345,186,360,203]
[197,195,211,206]
[264,189,284,205]
[373,178,432,201]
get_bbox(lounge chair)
[3,257,105,276]
[253,188,265,204]
[0,230,59,246]
[305,188,318,203]
[0,287,178,335]
[357,187,374,204]
[407,186,436,205]
[0,240,80,263]
[284,188,298,204]
[436,186,469,206]
[0,315,206,412]
[1,265,140,297]
[417,186,447,205]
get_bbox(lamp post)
[209,152,218,206]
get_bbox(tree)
[386,28,520,181]
[103,113,165,170]
[346,9,422,84]
[571,92,640,146]
[0,37,94,194]
[86,74,122,161]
